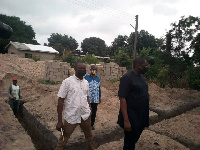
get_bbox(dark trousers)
[91,103,98,126]
[9,99,20,117]
[123,129,143,150]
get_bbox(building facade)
[6,41,59,61]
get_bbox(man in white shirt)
[8,78,22,117]
[56,62,94,150]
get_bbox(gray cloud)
[0,0,199,47]
[153,4,178,16]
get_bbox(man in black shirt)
[117,57,149,150]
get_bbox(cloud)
[0,0,200,48]
[153,4,178,16]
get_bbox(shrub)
[39,80,57,85]
[80,54,98,64]
[188,66,200,90]
[32,55,40,61]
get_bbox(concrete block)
[98,62,104,65]
[51,62,61,68]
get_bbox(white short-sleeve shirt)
[57,75,91,124]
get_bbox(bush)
[113,48,132,70]
[62,52,79,68]
[110,78,120,84]
[32,55,40,61]
[54,52,79,68]
[80,54,99,64]
[188,66,200,90]
[39,80,57,85]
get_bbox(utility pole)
[133,15,138,60]
[132,15,138,69]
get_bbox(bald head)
[133,57,146,68]
[74,61,86,79]
[133,57,148,75]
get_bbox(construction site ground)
[0,54,200,150]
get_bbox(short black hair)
[133,57,146,68]
[91,65,97,70]
[75,61,85,69]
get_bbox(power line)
[89,0,135,20]
[65,0,135,23]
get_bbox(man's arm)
[119,97,132,131]
[56,97,65,131]
[8,85,13,99]
[87,96,91,111]
[99,82,101,104]
[19,86,22,99]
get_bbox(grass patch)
[187,95,196,99]
[110,78,120,84]
[39,80,58,85]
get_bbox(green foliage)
[54,51,79,68]
[187,66,200,90]
[104,58,111,63]
[80,54,99,64]
[0,14,39,53]
[128,30,157,55]
[191,33,200,65]
[81,37,106,56]
[113,48,132,70]
[110,35,128,56]
[157,65,169,88]
[39,80,57,85]
[187,94,196,99]
[139,47,151,57]
[62,52,79,68]
[47,33,78,55]
[110,78,120,84]
[32,55,40,62]
[168,15,200,64]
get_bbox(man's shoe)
[91,126,95,130]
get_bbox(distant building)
[5,41,59,61]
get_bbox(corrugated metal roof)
[10,42,29,50]
[25,43,59,54]
[7,41,59,54]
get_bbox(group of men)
[9,57,149,150]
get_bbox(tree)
[80,54,99,64]
[190,33,200,65]
[0,14,39,53]
[167,15,200,64]
[81,37,106,56]
[110,35,128,56]
[128,30,157,54]
[113,47,132,70]
[47,33,78,55]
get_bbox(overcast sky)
[0,0,199,48]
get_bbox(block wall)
[44,61,127,82]
[92,62,127,81]
[44,60,74,82]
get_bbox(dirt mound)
[1,54,200,150]
[0,54,45,93]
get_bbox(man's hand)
[124,120,132,131]
[99,99,101,104]
[12,97,16,100]
[56,121,63,131]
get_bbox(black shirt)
[117,71,149,133]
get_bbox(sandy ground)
[0,54,200,150]
[97,129,190,150]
